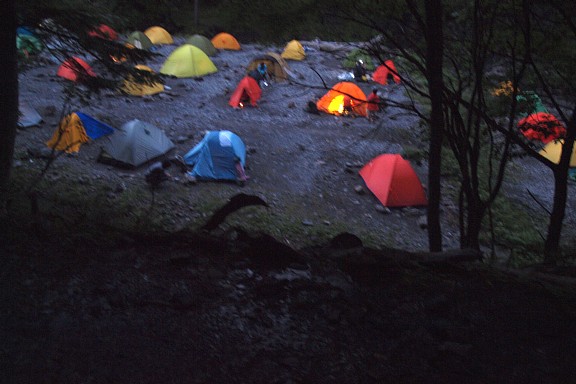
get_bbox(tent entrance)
[328,95,345,114]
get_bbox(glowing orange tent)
[316,82,368,117]
[359,154,428,207]
[373,60,401,85]
[57,57,96,82]
[229,76,262,108]
[518,112,566,144]
[88,24,118,41]
[211,32,241,50]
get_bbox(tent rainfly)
[160,44,218,78]
[359,154,428,207]
[144,26,174,45]
[211,32,241,50]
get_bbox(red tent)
[57,57,97,82]
[359,154,428,207]
[228,76,262,108]
[373,60,401,85]
[518,112,566,144]
[88,24,119,41]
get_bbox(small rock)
[354,185,365,194]
[417,215,428,229]
[176,136,188,143]
[302,219,314,226]
[287,101,296,108]
[375,205,391,214]
[115,182,126,193]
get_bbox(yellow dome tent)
[121,65,164,96]
[144,26,173,45]
[160,44,217,78]
[539,140,576,167]
[281,40,305,61]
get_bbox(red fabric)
[229,76,262,108]
[373,60,401,85]
[367,93,380,112]
[57,57,97,82]
[359,154,428,207]
[518,112,566,144]
[88,24,119,41]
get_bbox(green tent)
[342,48,375,70]
[185,34,217,56]
[126,31,153,50]
[17,34,42,58]
[160,44,217,78]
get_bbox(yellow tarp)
[539,140,576,167]
[46,113,89,153]
[121,65,164,96]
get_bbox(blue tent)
[76,112,115,140]
[183,130,246,181]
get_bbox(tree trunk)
[0,0,18,190]
[425,0,444,252]
[544,107,576,264]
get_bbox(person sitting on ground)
[145,159,172,188]
[257,63,269,85]
[367,88,380,122]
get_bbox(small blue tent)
[183,130,246,181]
[76,112,115,139]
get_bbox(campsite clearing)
[7,36,576,384]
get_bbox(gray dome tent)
[99,119,174,168]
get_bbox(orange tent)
[46,113,89,153]
[57,57,96,82]
[211,32,241,50]
[373,60,401,85]
[229,76,261,108]
[359,154,428,207]
[88,24,118,41]
[316,82,368,117]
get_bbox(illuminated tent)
[518,112,566,144]
[125,31,153,50]
[160,44,217,78]
[88,24,119,41]
[144,26,174,45]
[373,60,401,85]
[359,154,428,207]
[539,140,576,167]
[186,34,217,56]
[281,40,305,61]
[316,82,368,117]
[246,52,291,82]
[56,57,96,82]
[121,65,164,96]
[229,76,262,108]
[211,32,241,50]
[183,130,247,181]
